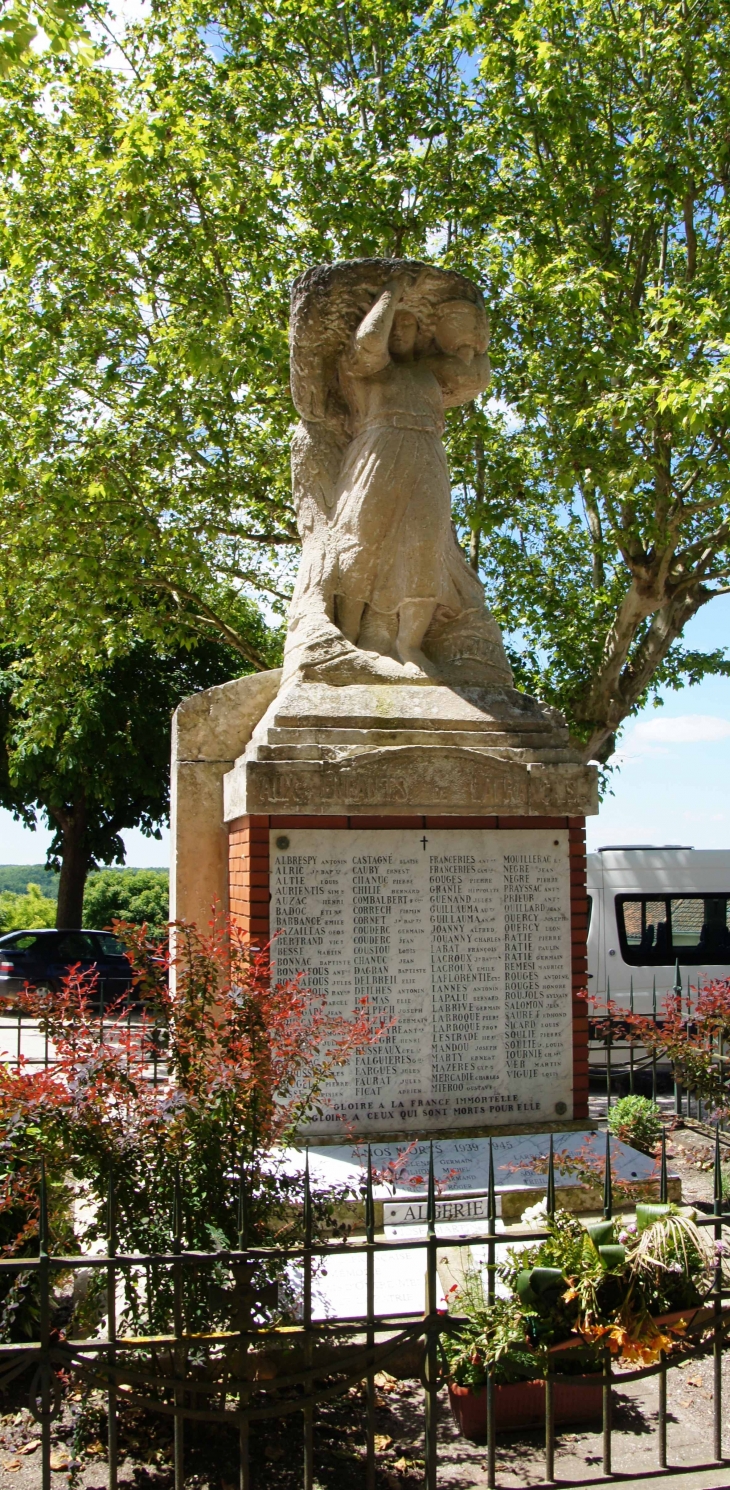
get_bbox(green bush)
[0,883,56,933]
[82,869,168,932]
[607,1095,663,1154]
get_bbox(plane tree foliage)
[448,0,730,758]
[0,0,729,764]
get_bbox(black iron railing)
[2,1132,730,1490]
[589,961,730,1128]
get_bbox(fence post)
[424,1142,438,1490]
[107,1172,118,1490]
[545,1139,555,1485]
[365,1146,375,1490]
[606,977,612,1111]
[673,961,683,1116]
[602,1131,613,1473]
[657,1348,667,1468]
[713,1125,724,1464]
[39,1158,51,1490]
[603,1131,612,1221]
[237,1161,250,1490]
[659,1128,668,1205]
[486,1139,496,1490]
[303,1149,314,1490]
[629,978,634,1094]
[602,1347,612,1476]
[652,978,658,1103]
[172,1165,184,1490]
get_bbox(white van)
[587,846,730,1013]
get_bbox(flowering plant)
[592,980,730,1119]
[445,1202,725,1388]
[0,918,386,1339]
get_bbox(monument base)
[223,680,597,819]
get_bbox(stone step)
[269,680,558,736]
[257,725,570,751]
[253,741,581,766]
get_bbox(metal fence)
[2,1134,730,1490]
[0,1002,168,1082]
[589,963,730,1132]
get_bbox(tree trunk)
[54,796,89,929]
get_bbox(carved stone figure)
[284,258,514,689]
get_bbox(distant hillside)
[0,865,169,900]
[0,865,60,897]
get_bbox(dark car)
[0,929,134,1004]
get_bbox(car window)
[56,933,98,962]
[0,933,47,952]
[617,894,730,965]
[96,933,126,957]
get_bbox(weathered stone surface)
[223,679,597,819]
[225,747,596,818]
[284,258,515,689]
[172,669,282,763]
[170,670,281,927]
[262,680,563,734]
[296,1131,665,1196]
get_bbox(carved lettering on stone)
[270,827,574,1138]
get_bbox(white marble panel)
[270,827,573,1138]
[285,1131,660,1200]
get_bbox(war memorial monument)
[170,258,598,1153]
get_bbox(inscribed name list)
[270,828,573,1138]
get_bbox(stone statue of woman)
[283,258,514,691]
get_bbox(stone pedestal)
[220,678,597,1140]
[222,679,597,819]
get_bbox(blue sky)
[0,597,728,866]
[586,593,730,852]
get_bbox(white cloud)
[632,714,730,744]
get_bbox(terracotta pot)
[448,1375,603,1440]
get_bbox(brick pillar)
[228,815,270,952]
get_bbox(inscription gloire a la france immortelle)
[270,829,574,1138]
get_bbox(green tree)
[0,23,293,679]
[448,0,730,757]
[0,882,56,933]
[82,868,168,932]
[1,0,729,763]
[0,641,242,928]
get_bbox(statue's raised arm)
[345,273,413,378]
[283,258,513,691]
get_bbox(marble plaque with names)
[270,827,574,1138]
[294,1132,661,1198]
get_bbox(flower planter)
[448,1375,603,1441]
[449,1303,730,1442]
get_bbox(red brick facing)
[228,813,590,1120]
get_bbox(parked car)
[0,929,134,1004]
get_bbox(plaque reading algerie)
[270,828,574,1139]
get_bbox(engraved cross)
[420,835,429,850]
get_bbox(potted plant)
[444,1202,728,1441]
